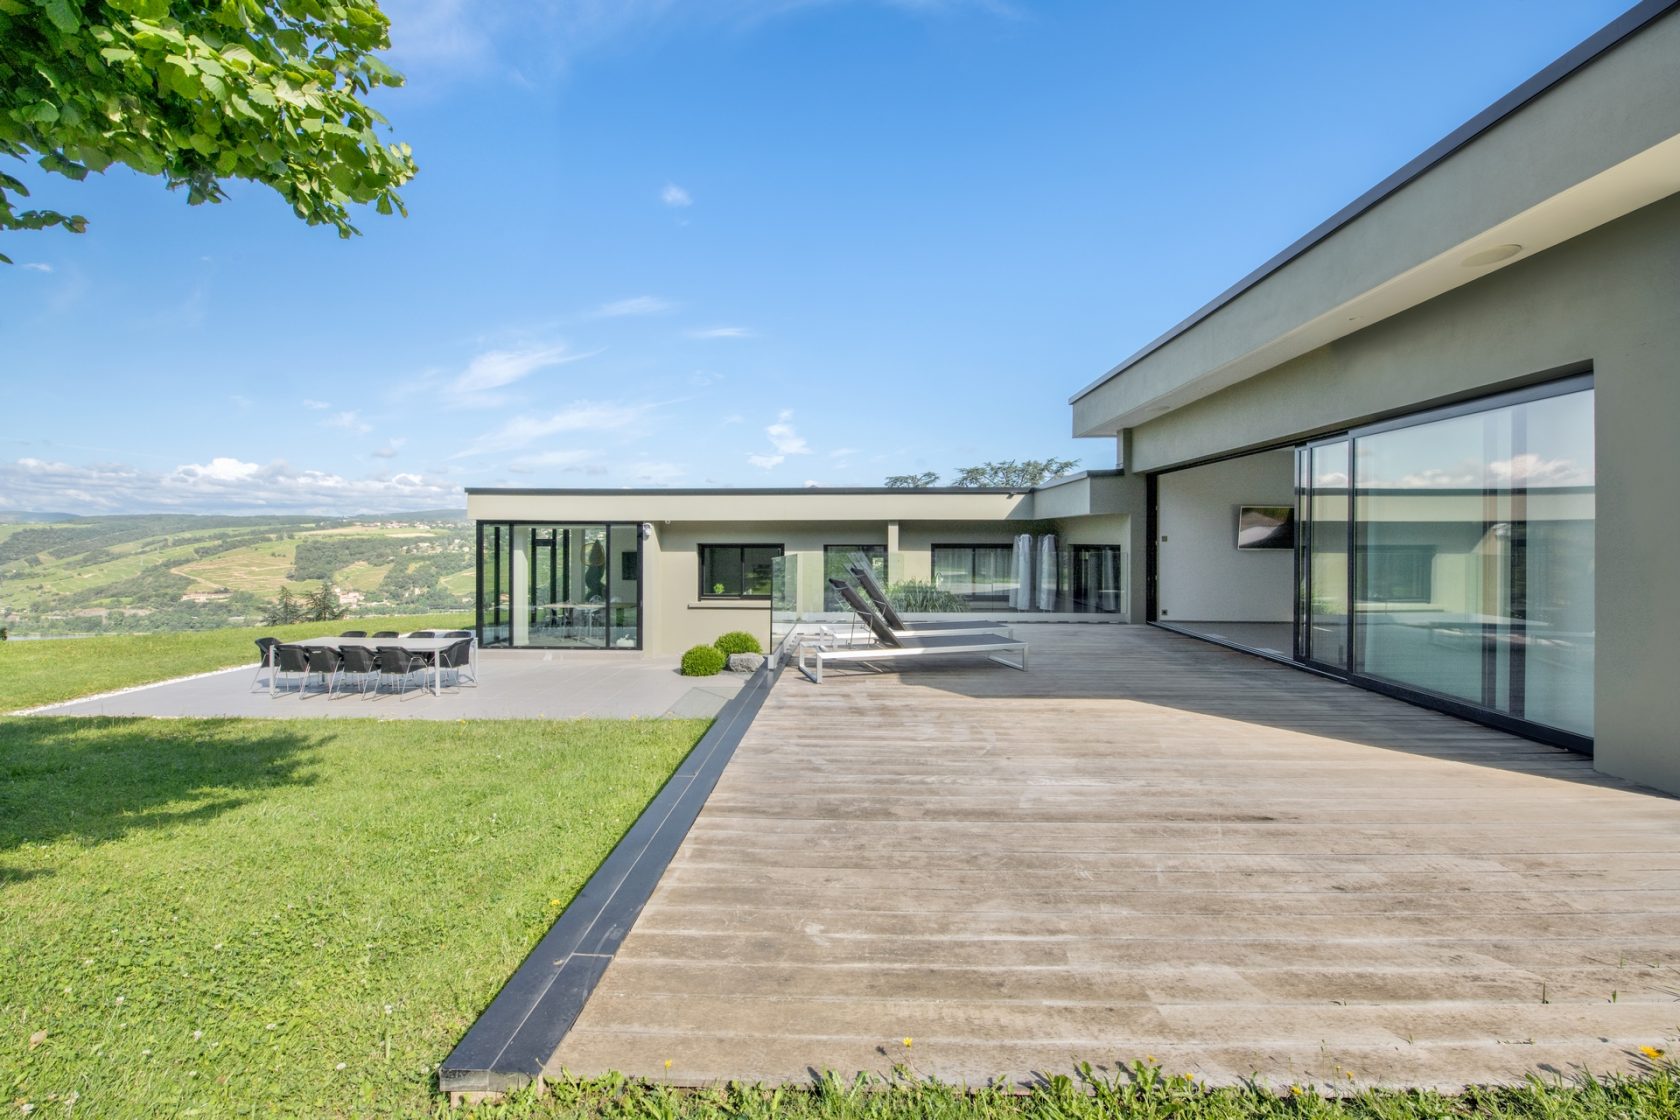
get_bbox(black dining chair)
[372,631,399,638]
[435,638,474,691]
[407,631,436,638]
[270,644,311,697]
[334,645,380,698]
[340,630,368,638]
[301,647,342,697]
[375,646,427,697]
[251,637,281,692]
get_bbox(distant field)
[172,539,303,595]
[0,613,472,712]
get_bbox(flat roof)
[465,485,1021,497]
[1069,0,1680,406]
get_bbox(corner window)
[700,544,783,599]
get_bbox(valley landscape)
[0,511,473,637]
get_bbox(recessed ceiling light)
[1462,243,1523,267]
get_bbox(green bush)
[680,644,727,676]
[885,579,968,613]
[713,630,763,656]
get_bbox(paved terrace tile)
[549,623,1680,1090]
[27,649,747,721]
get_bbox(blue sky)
[0,0,1634,515]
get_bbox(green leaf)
[21,102,61,124]
[41,0,80,34]
[99,47,137,64]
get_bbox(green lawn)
[480,1066,1680,1120]
[0,613,472,712]
[0,715,709,1118]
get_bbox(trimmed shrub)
[713,630,763,656]
[885,579,968,613]
[679,644,727,676]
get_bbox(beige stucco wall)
[1116,194,1680,794]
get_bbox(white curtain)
[1036,534,1058,611]
[1010,534,1033,611]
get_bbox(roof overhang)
[1072,0,1680,439]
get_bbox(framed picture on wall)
[1237,505,1295,550]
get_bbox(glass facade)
[932,544,1019,608]
[1068,545,1126,613]
[1295,378,1594,741]
[475,522,641,649]
[823,545,886,610]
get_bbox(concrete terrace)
[550,624,1680,1090]
[28,649,747,721]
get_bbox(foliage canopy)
[0,0,417,259]
[885,459,1081,489]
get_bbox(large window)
[932,544,1018,607]
[700,544,782,599]
[1297,376,1594,743]
[475,522,640,649]
[823,545,886,610]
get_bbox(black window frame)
[931,543,1018,606]
[698,543,784,601]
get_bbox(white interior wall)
[1156,448,1295,622]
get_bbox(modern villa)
[466,0,1680,796]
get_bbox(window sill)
[689,600,770,609]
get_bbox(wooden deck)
[549,624,1680,1090]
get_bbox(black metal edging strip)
[438,657,784,1096]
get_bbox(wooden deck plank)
[548,624,1680,1089]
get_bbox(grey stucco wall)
[1121,195,1680,794]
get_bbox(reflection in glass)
[700,545,781,598]
[932,545,1018,609]
[1069,545,1125,613]
[1353,387,1594,736]
[1301,440,1351,669]
[824,545,885,610]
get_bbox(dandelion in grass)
[114,996,124,1005]
[664,1060,672,1070]
[1641,1045,1666,1060]
[902,1037,912,1049]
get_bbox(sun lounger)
[827,578,1012,639]
[845,559,1007,633]
[798,584,1028,683]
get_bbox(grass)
[0,612,471,712]
[0,714,710,1118]
[456,1064,1680,1120]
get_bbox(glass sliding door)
[1297,439,1351,671]
[932,544,1018,609]
[1070,545,1125,613]
[1352,382,1594,738]
[474,521,642,650]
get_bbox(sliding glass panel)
[1302,440,1351,670]
[607,524,640,649]
[1352,386,1593,736]
[932,545,1018,609]
[1071,545,1125,613]
[477,522,512,648]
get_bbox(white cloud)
[0,456,460,515]
[661,183,692,208]
[301,399,331,411]
[686,326,754,339]
[829,447,859,458]
[720,414,745,425]
[591,295,674,318]
[765,412,810,456]
[455,401,651,458]
[514,449,599,469]
[324,410,373,435]
[372,437,408,460]
[747,453,784,470]
[21,262,52,273]
[449,342,601,407]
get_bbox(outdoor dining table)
[270,635,472,697]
